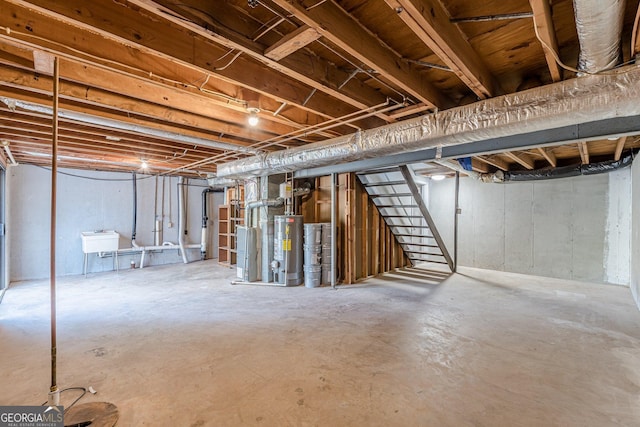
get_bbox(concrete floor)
[1,261,639,426]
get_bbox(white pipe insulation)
[573,0,625,74]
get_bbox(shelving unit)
[218,186,244,267]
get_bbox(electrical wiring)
[530,11,635,76]
[34,165,157,181]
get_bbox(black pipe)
[201,188,222,260]
[503,150,636,182]
[132,172,137,242]
[201,188,217,228]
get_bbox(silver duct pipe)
[217,66,640,178]
[0,97,257,154]
[573,0,625,73]
[177,177,189,264]
[245,198,285,226]
[206,176,240,188]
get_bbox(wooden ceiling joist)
[0,87,266,151]
[536,147,557,167]
[385,0,501,98]
[264,25,321,61]
[504,152,535,170]
[2,0,382,128]
[0,65,281,147]
[614,136,627,161]
[270,0,448,108]
[528,0,563,82]
[577,141,589,164]
[476,155,510,171]
[471,158,490,173]
[141,0,394,123]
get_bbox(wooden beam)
[0,64,281,145]
[536,147,557,167]
[504,152,535,170]
[2,0,381,128]
[389,103,431,119]
[0,86,262,151]
[386,0,501,98]
[471,158,490,173]
[614,136,627,161]
[264,26,321,61]
[577,141,589,164]
[476,155,510,171]
[148,0,393,123]
[271,0,449,109]
[529,0,563,82]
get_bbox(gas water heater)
[272,215,303,286]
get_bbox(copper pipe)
[50,56,59,393]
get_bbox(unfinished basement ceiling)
[1,0,640,176]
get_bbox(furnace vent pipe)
[245,198,285,226]
[216,65,640,178]
[573,0,625,74]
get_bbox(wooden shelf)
[217,186,245,266]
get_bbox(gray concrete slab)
[1,261,639,426]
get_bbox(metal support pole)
[49,56,59,404]
[454,171,460,273]
[331,173,337,289]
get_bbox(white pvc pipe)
[138,243,200,268]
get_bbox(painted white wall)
[6,165,222,282]
[429,170,632,285]
[631,158,640,308]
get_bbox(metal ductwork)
[217,66,640,178]
[206,176,240,189]
[0,97,257,154]
[573,0,625,74]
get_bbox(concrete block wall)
[632,158,640,308]
[6,165,222,282]
[429,169,632,285]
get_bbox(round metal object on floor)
[64,402,119,427]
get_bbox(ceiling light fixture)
[141,160,149,170]
[247,107,260,127]
[431,174,446,181]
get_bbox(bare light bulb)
[248,112,259,126]
[141,160,149,170]
[431,174,445,181]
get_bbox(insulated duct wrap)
[489,152,635,182]
[206,176,238,189]
[217,66,640,178]
[573,0,625,73]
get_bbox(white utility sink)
[81,230,120,254]
[81,230,120,276]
